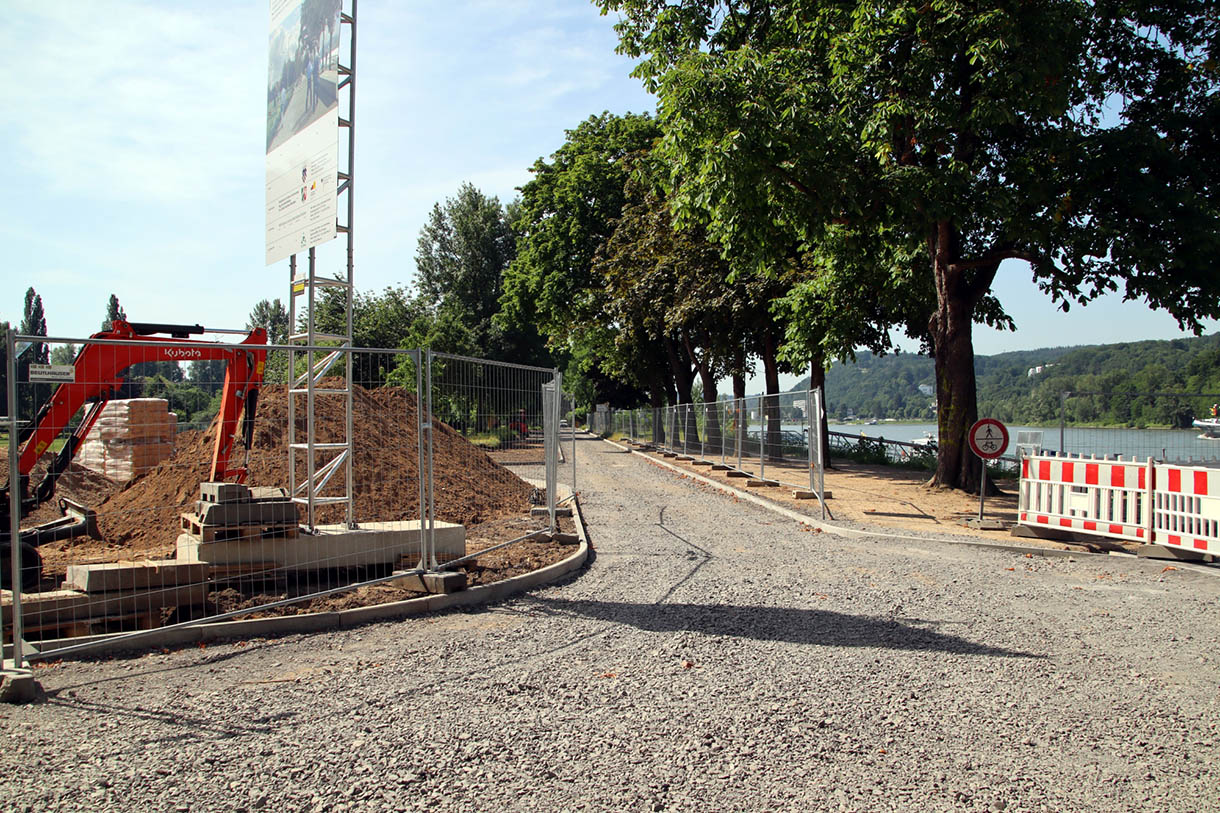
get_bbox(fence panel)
[1151,462,1220,557]
[1018,454,1153,543]
[3,332,568,662]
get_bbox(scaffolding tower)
[287,1,357,531]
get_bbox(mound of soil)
[89,384,534,555]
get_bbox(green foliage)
[49,344,76,366]
[19,287,50,419]
[101,294,125,332]
[247,298,290,384]
[811,333,1220,427]
[417,183,549,365]
[500,112,661,376]
[600,0,1220,489]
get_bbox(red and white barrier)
[1019,453,1220,556]
[1152,463,1220,556]
[1019,455,1153,543]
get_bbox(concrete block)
[3,585,209,629]
[530,507,573,518]
[793,490,833,500]
[199,482,249,504]
[63,560,208,593]
[746,479,779,488]
[248,487,289,501]
[726,470,751,479]
[177,520,466,570]
[194,499,298,526]
[0,669,39,704]
[691,460,713,466]
[1135,544,1209,562]
[675,455,695,461]
[711,464,732,471]
[662,452,678,458]
[962,518,1010,531]
[1009,524,1085,542]
[389,570,467,594]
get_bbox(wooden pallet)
[180,514,300,543]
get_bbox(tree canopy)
[599,0,1220,490]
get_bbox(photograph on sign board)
[264,0,342,266]
[266,0,342,154]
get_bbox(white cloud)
[8,2,263,204]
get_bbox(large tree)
[500,112,663,404]
[101,293,125,332]
[19,288,49,420]
[600,0,1220,491]
[416,183,547,365]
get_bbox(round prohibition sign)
[968,418,1009,460]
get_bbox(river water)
[823,422,1220,464]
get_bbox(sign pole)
[978,455,987,521]
[967,417,1009,530]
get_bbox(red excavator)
[1,320,267,590]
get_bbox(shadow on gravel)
[533,597,1039,659]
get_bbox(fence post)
[425,349,437,569]
[684,403,690,456]
[6,326,26,667]
[701,402,707,461]
[415,349,427,570]
[1059,391,1067,454]
[736,398,743,471]
[807,385,814,493]
[816,386,828,519]
[759,396,766,481]
[571,393,577,502]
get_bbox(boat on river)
[1192,418,1220,439]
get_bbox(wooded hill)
[787,332,1220,427]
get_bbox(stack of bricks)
[78,398,177,481]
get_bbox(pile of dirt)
[22,383,533,559]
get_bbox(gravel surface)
[2,435,1218,812]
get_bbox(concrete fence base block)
[962,518,1011,531]
[726,470,751,479]
[711,464,732,471]
[691,460,713,467]
[390,570,467,594]
[1135,544,1212,563]
[530,507,573,518]
[747,480,779,488]
[793,490,833,500]
[0,669,40,704]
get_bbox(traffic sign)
[968,418,1009,459]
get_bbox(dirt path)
[2,434,1217,811]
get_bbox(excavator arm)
[15,320,267,488]
[2,320,267,589]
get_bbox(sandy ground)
[616,440,1124,553]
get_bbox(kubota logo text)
[164,348,203,360]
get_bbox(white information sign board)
[265,0,343,265]
[28,364,75,383]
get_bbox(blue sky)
[4,0,1215,392]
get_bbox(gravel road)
[2,435,1218,812]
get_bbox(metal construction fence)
[593,390,828,505]
[2,329,574,665]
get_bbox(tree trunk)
[928,221,999,494]
[664,337,695,448]
[809,359,832,468]
[762,329,783,460]
[697,364,722,456]
[649,385,665,445]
